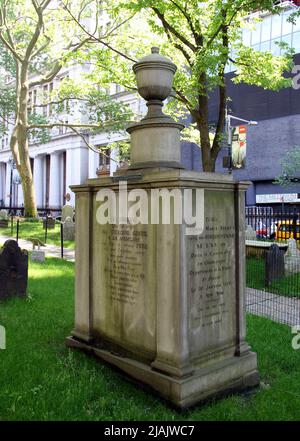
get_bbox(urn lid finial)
[151,46,159,54]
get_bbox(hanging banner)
[231,125,247,169]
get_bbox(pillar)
[33,155,44,207]
[49,153,61,208]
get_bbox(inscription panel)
[92,202,156,356]
[187,191,237,358]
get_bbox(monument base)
[66,335,259,409]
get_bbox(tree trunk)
[13,63,37,218]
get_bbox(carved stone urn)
[127,47,184,169]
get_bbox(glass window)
[261,16,272,42]
[260,40,271,52]
[292,31,300,53]
[270,39,281,56]
[282,12,293,36]
[281,33,292,49]
[242,28,251,46]
[271,14,282,39]
[251,22,261,45]
[293,15,300,32]
[252,43,261,52]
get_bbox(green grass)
[0,218,74,249]
[246,257,300,297]
[1,258,300,421]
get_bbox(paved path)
[0,235,75,262]
[246,287,300,327]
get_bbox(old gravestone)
[63,216,75,241]
[0,240,28,300]
[62,205,74,222]
[245,225,256,241]
[66,48,259,409]
[43,216,55,230]
[265,244,285,286]
[0,209,9,228]
[285,238,300,274]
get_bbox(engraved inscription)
[188,216,235,329]
[104,225,147,305]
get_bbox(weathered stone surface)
[43,217,55,230]
[285,238,300,274]
[67,170,259,408]
[63,216,75,241]
[0,240,28,299]
[245,225,256,240]
[31,250,45,263]
[61,205,74,222]
[0,209,8,220]
[66,48,258,409]
[0,209,9,228]
[265,244,285,286]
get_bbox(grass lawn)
[246,257,300,297]
[0,218,74,249]
[1,258,300,421]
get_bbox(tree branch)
[151,7,197,52]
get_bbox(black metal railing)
[245,206,300,242]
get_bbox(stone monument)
[66,48,259,408]
[62,204,74,222]
[285,238,300,274]
[0,209,9,228]
[265,244,285,286]
[27,237,46,263]
[0,240,28,299]
[245,225,256,241]
[63,216,75,241]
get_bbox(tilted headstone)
[245,225,256,240]
[0,240,28,300]
[43,216,56,230]
[0,209,9,228]
[61,205,74,222]
[63,216,75,241]
[285,238,300,274]
[265,244,285,286]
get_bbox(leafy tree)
[0,0,132,217]
[276,146,300,187]
[72,0,295,172]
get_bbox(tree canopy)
[72,0,295,171]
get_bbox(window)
[33,89,37,106]
[271,14,282,39]
[282,12,293,36]
[28,91,32,114]
[251,22,262,45]
[99,148,111,166]
[43,85,48,117]
[281,33,292,48]
[292,31,300,52]
[242,28,251,46]
[49,82,54,115]
[260,40,271,52]
[294,15,300,32]
[261,16,272,42]
[270,38,282,55]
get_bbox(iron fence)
[245,205,300,242]
[245,205,300,327]
[0,205,62,218]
